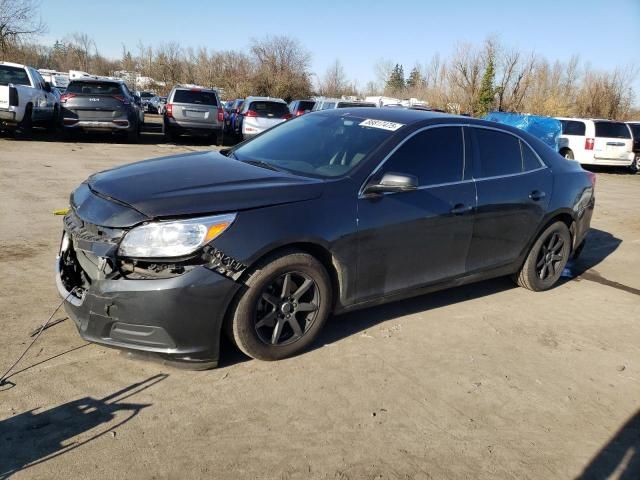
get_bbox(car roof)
[69,77,123,84]
[314,107,454,124]
[0,61,28,68]
[245,96,286,103]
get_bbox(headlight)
[119,213,236,258]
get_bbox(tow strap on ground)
[0,289,76,389]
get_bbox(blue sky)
[39,0,640,95]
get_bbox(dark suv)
[163,86,224,144]
[61,78,142,142]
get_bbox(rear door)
[243,101,290,134]
[593,121,633,160]
[356,126,475,300]
[63,81,128,121]
[466,126,553,272]
[171,89,220,128]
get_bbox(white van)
[556,117,636,172]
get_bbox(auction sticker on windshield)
[359,119,404,131]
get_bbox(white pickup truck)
[0,61,60,135]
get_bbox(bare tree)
[319,59,351,97]
[0,0,45,54]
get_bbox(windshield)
[0,66,31,86]
[231,113,394,178]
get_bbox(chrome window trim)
[358,123,549,198]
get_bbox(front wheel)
[514,221,571,291]
[229,251,332,361]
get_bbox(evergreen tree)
[476,53,496,116]
[385,64,405,94]
[406,66,423,89]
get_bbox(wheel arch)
[237,241,344,313]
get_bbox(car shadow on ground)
[577,409,640,479]
[0,373,168,479]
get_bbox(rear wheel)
[515,221,571,291]
[630,155,640,174]
[229,251,332,361]
[562,149,574,160]
[17,104,33,139]
[126,127,139,143]
[47,105,60,133]
[163,120,176,142]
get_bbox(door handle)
[450,203,473,215]
[529,190,546,201]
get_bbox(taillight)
[166,103,173,117]
[283,113,293,120]
[217,107,224,122]
[295,110,305,116]
[585,138,594,150]
[8,86,18,106]
[60,93,77,103]
[245,110,258,117]
[113,95,130,105]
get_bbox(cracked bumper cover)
[56,255,241,368]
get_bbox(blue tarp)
[483,112,561,151]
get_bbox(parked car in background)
[0,61,60,137]
[148,95,165,114]
[38,69,70,94]
[313,98,377,110]
[226,98,244,134]
[288,99,316,116]
[556,117,636,172]
[137,91,155,112]
[163,85,224,144]
[155,96,167,115]
[61,77,142,142]
[56,108,595,367]
[626,121,640,172]
[236,96,290,140]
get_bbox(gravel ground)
[0,124,639,479]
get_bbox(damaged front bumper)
[56,225,241,369]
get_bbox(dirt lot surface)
[1,124,639,479]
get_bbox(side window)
[561,120,586,136]
[520,140,542,171]
[473,128,522,178]
[382,127,464,186]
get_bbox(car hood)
[85,150,324,224]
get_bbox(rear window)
[248,101,289,117]
[139,92,154,98]
[66,81,123,95]
[297,101,315,111]
[595,122,631,139]
[628,124,640,139]
[173,90,218,106]
[0,66,31,87]
[561,120,586,136]
[337,102,377,108]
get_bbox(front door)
[356,126,476,301]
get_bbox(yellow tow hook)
[53,208,69,216]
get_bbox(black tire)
[126,122,140,143]
[212,131,223,146]
[630,155,640,174]
[515,221,571,291]
[47,105,60,133]
[163,120,176,142]
[229,251,332,361]
[562,149,574,160]
[17,104,33,139]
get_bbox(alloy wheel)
[254,272,320,346]
[536,232,565,280]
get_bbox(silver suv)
[163,85,224,144]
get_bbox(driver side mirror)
[363,172,418,195]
